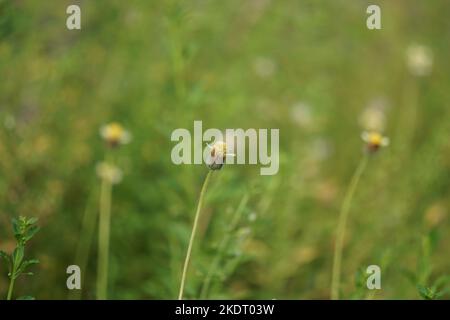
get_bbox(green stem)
[331,155,368,300]
[6,275,15,300]
[96,177,112,300]
[70,187,97,300]
[178,171,212,300]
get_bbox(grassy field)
[0,0,449,299]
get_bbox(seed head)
[206,141,234,170]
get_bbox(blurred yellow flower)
[361,131,389,153]
[100,122,131,147]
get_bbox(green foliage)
[0,217,40,300]
[402,231,450,300]
[0,0,449,299]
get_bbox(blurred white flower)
[290,102,313,129]
[248,212,257,222]
[311,138,332,161]
[253,57,276,78]
[96,162,123,184]
[359,97,389,132]
[406,44,433,77]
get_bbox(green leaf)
[417,285,436,300]
[0,250,12,272]
[12,217,20,236]
[24,225,40,242]
[26,217,38,225]
[13,245,24,267]
[0,250,10,262]
[434,275,450,290]
[436,287,450,298]
[16,259,39,276]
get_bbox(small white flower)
[359,100,387,132]
[248,212,257,222]
[96,162,123,184]
[290,102,313,128]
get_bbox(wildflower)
[290,102,313,129]
[359,98,389,132]
[311,138,332,161]
[206,141,235,170]
[361,131,389,153]
[253,56,276,78]
[406,44,433,77]
[96,162,123,185]
[179,140,237,299]
[99,122,131,147]
[248,212,257,222]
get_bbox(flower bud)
[100,122,131,148]
[206,141,233,170]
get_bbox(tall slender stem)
[331,155,368,300]
[96,177,112,300]
[178,171,212,300]
[70,187,97,300]
[6,275,15,300]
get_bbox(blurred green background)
[0,0,449,299]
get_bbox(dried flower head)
[406,44,433,77]
[100,122,131,147]
[206,141,235,170]
[96,162,123,184]
[361,131,389,153]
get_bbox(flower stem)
[6,276,15,300]
[96,177,112,300]
[6,258,18,300]
[70,187,97,300]
[331,155,368,300]
[178,171,212,300]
